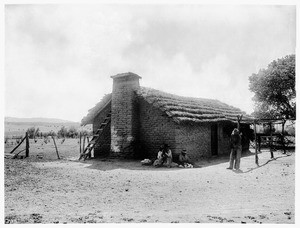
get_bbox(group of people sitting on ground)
[153,144,194,168]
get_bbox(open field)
[4,121,91,137]
[4,139,295,224]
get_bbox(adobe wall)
[138,98,176,159]
[173,122,233,162]
[174,123,211,161]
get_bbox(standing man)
[227,128,242,170]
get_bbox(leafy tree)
[249,54,295,119]
[26,127,41,138]
[27,127,36,139]
[57,126,68,138]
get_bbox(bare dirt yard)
[4,138,295,224]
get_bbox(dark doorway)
[211,124,218,156]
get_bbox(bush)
[67,126,78,138]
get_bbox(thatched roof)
[81,93,112,125]
[136,87,253,124]
[81,87,253,125]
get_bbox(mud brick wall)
[111,74,140,157]
[138,98,176,159]
[92,103,111,157]
[174,123,211,162]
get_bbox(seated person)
[163,144,173,168]
[153,144,173,168]
[153,146,165,167]
[178,149,194,167]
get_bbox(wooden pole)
[10,134,26,154]
[25,132,29,157]
[51,136,60,159]
[79,132,82,155]
[83,135,86,153]
[282,120,286,154]
[254,121,259,166]
[269,122,274,159]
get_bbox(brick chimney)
[110,72,141,156]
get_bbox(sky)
[4,4,296,122]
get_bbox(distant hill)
[5,117,77,124]
[4,117,91,137]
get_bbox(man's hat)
[182,149,187,153]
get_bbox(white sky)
[4,4,296,122]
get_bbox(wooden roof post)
[269,122,274,159]
[282,119,286,154]
[254,121,259,166]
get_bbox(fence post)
[25,132,29,157]
[254,121,258,166]
[83,135,86,153]
[10,134,26,154]
[52,136,60,159]
[79,132,82,155]
[269,122,274,159]
[282,120,286,154]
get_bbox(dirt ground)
[4,138,295,224]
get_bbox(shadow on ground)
[241,153,293,174]
[73,149,274,172]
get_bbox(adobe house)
[81,72,253,161]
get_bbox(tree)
[27,127,36,139]
[57,126,68,138]
[249,54,295,119]
[26,127,41,138]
